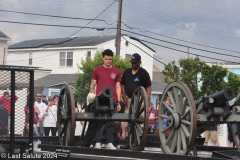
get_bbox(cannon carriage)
[57,83,149,151]
[158,81,240,155]
[57,81,240,156]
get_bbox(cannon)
[57,83,149,151]
[158,81,240,155]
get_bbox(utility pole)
[116,0,123,56]
[187,47,190,58]
[3,47,6,65]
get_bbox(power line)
[0,20,115,29]
[124,3,240,43]
[131,36,240,64]
[121,22,240,54]
[128,0,237,35]
[122,29,240,59]
[7,0,116,63]
[32,0,114,2]
[121,35,165,65]
[0,9,116,25]
[171,0,240,16]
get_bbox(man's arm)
[146,86,151,106]
[90,79,97,94]
[116,82,121,101]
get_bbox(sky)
[1,0,240,70]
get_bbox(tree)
[162,58,240,100]
[162,58,205,99]
[225,72,240,94]
[74,50,131,104]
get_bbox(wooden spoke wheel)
[58,83,76,146]
[232,93,240,151]
[158,81,197,155]
[128,86,149,151]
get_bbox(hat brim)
[130,59,140,63]
[36,97,41,99]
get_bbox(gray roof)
[9,35,116,49]
[8,35,155,52]
[35,74,78,87]
[0,30,10,39]
[151,81,167,92]
[152,71,165,82]
[207,62,240,66]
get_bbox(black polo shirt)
[121,68,151,97]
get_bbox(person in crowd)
[0,105,8,135]
[204,124,220,146]
[24,99,40,137]
[227,123,234,147]
[148,102,158,133]
[163,97,173,129]
[53,95,59,106]
[43,96,58,136]
[35,93,46,136]
[120,53,151,149]
[89,49,121,149]
[41,94,48,105]
[0,91,18,134]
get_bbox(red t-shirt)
[92,65,121,100]
[149,108,158,124]
[24,106,39,124]
[0,96,18,115]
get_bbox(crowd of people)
[23,94,59,137]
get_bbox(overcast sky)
[1,0,240,70]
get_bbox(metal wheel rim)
[232,93,240,151]
[129,86,149,151]
[158,81,197,155]
[58,83,76,146]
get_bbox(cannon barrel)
[196,88,235,107]
[97,86,113,99]
[96,86,114,105]
[209,88,235,106]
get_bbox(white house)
[0,30,11,65]
[7,35,154,78]
[7,35,160,97]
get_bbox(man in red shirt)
[0,91,18,115]
[89,49,121,149]
[0,91,18,134]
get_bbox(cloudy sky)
[1,0,240,70]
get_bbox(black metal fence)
[0,65,35,159]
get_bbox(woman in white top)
[43,96,58,136]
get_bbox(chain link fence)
[0,66,35,159]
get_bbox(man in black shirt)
[120,53,151,149]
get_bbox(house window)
[87,51,91,58]
[60,52,73,67]
[29,53,32,65]
[125,54,131,61]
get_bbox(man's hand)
[123,97,128,108]
[121,131,126,140]
[117,104,121,112]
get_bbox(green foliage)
[74,50,131,104]
[162,61,181,83]
[200,64,228,96]
[225,72,240,94]
[162,58,240,100]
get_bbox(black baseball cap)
[130,53,141,63]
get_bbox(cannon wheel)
[232,93,240,151]
[128,86,149,151]
[58,83,76,146]
[158,81,197,155]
